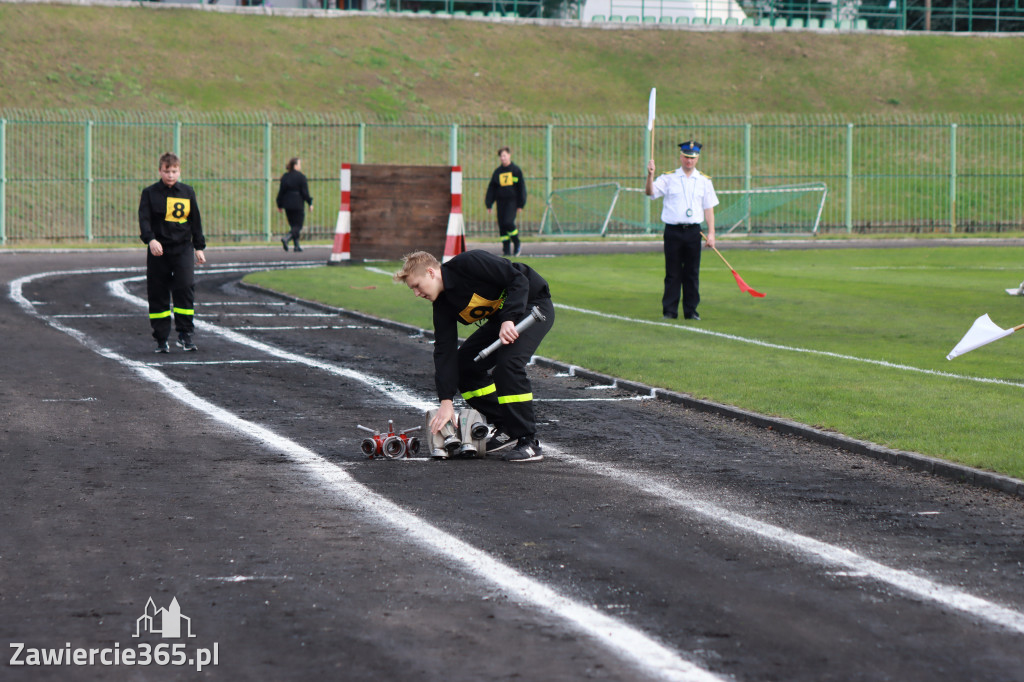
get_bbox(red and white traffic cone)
[328,163,351,265]
[442,166,466,263]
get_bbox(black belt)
[666,223,700,229]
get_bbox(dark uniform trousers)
[147,245,196,341]
[663,224,702,318]
[456,297,555,439]
[496,202,520,255]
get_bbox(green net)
[540,182,828,236]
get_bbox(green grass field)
[245,246,1024,479]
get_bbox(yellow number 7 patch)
[165,198,191,223]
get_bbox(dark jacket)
[276,169,313,211]
[138,180,206,251]
[432,250,550,399]
[484,162,526,210]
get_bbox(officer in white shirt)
[646,140,719,321]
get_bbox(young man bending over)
[394,250,554,462]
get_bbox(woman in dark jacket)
[276,157,313,252]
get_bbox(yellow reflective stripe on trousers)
[149,310,172,319]
[497,393,533,404]
[173,307,194,316]
[462,384,497,400]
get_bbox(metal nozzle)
[383,436,407,459]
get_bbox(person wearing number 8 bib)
[645,140,719,321]
[139,152,207,353]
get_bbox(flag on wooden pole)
[946,314,1024,360]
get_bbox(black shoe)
[513,243,522,257]
[293,245,303,252]
[281,237,289,252]
[154,339,170,353]
[176,333,197,352]
[663,313,677,320]
[684,313,701,321]
[503,436,544,463]
[485,429,515,453]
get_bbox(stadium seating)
[625,15,640,22]
[591,14,606,21]
[675,15,689,23]
[643,15,657,23]
[609,14,623,21]
[659,16,673,23]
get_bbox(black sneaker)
[503,437,543,463]
[486,429,515,453]
[513,243,522,257]
[281,237,289,252]
[154,339,170,353]
[176,333,197,352]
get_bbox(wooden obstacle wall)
[349,164,451,261]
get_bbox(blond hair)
[393,251,440,284]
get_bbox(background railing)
[1,110,1022,245]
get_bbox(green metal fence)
[1,110,1022,245]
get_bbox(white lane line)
[209,313,337,317]
[536,396,655,403]
[150,360,298,367]
[232,325,377,331]
[203,301,293,306]
[362,265,1023,390]
[549,449,1024,636]
[102,272,1024,638]
[10,269,723,682]
[556,303,1024,391]
[54,313,138,318]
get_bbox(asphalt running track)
[3,247,1024,681]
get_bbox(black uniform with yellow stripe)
[138,179,206,342]
[484,162,526,256]
[433,250,554,439]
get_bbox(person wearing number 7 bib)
[139,152,207,353]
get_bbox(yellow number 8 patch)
[165,198,191,223]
